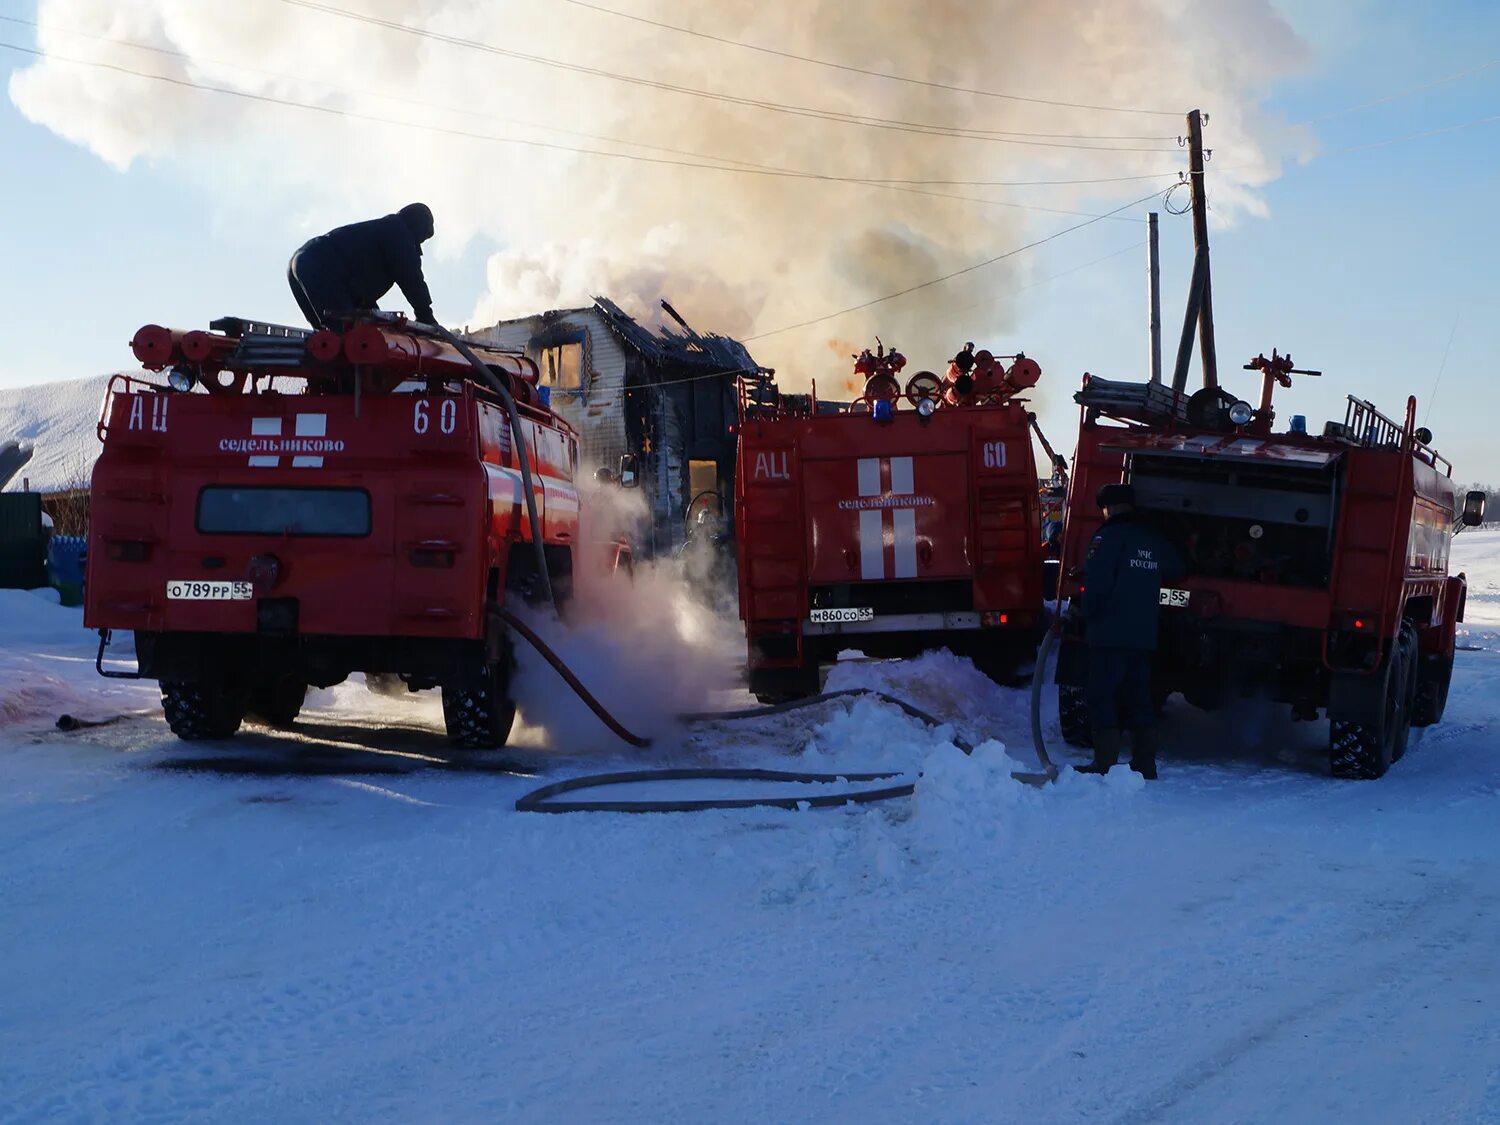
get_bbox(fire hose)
[502,604,1060,812]
[439,322,1057,812]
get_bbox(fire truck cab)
[735,343,1051,702]
[1057,354,1485,779]
[86,313,582,748]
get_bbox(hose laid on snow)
[515,767,914,814]
[514,678,1053,811]
[499,608,652,749]
[1030,624,1061,781]
[681,689,975,752]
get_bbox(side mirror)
[618,453,640,489]
[1462,490,1486,527]
[1414,426,1433,445]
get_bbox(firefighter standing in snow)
[287,203,437,330]
[1077,483,1183,779]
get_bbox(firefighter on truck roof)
[1076,482,1183,780]
[287,202,437,330]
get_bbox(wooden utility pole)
[1186,109,1218,388]
[1147,211,1162,384]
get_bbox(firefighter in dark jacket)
[1076,482,1183,779]
[287,203,437,330]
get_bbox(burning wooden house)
[478,297,769,556]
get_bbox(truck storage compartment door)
[803,452,968,584]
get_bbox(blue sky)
[2,1,1498,481]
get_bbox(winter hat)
[1096,482,1135,509]
[398,202,435,241]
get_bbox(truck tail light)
[106,539,152,562]
[981,612,1010,626]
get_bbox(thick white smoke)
[10,0,1312,384]
[503,476,742,751]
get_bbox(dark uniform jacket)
[297,214,434,323]
[1081,512,1184,650]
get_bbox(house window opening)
[539,341,584,392]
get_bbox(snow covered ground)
[4,537,1500,1123]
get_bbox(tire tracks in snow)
[1112,876,1500,1124]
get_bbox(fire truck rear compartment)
[1129,452,1340,589]
[1120,453,1346,711]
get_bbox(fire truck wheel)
[161,679,248,741]
[1412,652,1453,728]
[1410,627,1446,732]
[748,665,821,705]
[248,673,308,728]
[1329,635,1412,779]
[442,661,517,749]
[1390,623,1419,762]
[1057,685,1093,748]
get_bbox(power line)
[945,239,1146,318]
[274,0,1180,151]
[743,186,1172,341]
[623,239,1150,391]
[555,0,1183,121]
[0,40,1170,211]
[0,14,763,173]
[1424,313,1461,425]
[1320,113,1500,156]
[1297,57,1500,124]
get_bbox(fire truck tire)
[248,673,308,728]
[748,665,821,705]
[1412,653,1453,728]
[1329,633,1412,779]
[1057,685,1093,748]
[1390,623,1419,762]
[442,661,517,749]
[161,679,248,741]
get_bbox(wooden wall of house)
[477,312,631,474]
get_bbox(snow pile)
[0,374,112,494]
[0,588,154,726]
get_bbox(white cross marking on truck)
[857,456,920,580]
[244,414,330,468]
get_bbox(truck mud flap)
[1327,663,1387,724]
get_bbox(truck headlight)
[916,397,936,418]
[1228,400,1254,426]
[168,365,196,393]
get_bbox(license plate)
[1159,587,1190,607]
[166,579,253,601]
[810,606,874,624]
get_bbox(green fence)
[0,493,47,589]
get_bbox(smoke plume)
[11,0,1312,384]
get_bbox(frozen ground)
[3,536,1500,1123]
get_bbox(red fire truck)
[1056,353,1485,778]
[86,313,582,748]
[735,342,1051,702]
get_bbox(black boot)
[1076,727,1123,774]
[1129,727,1159,780]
